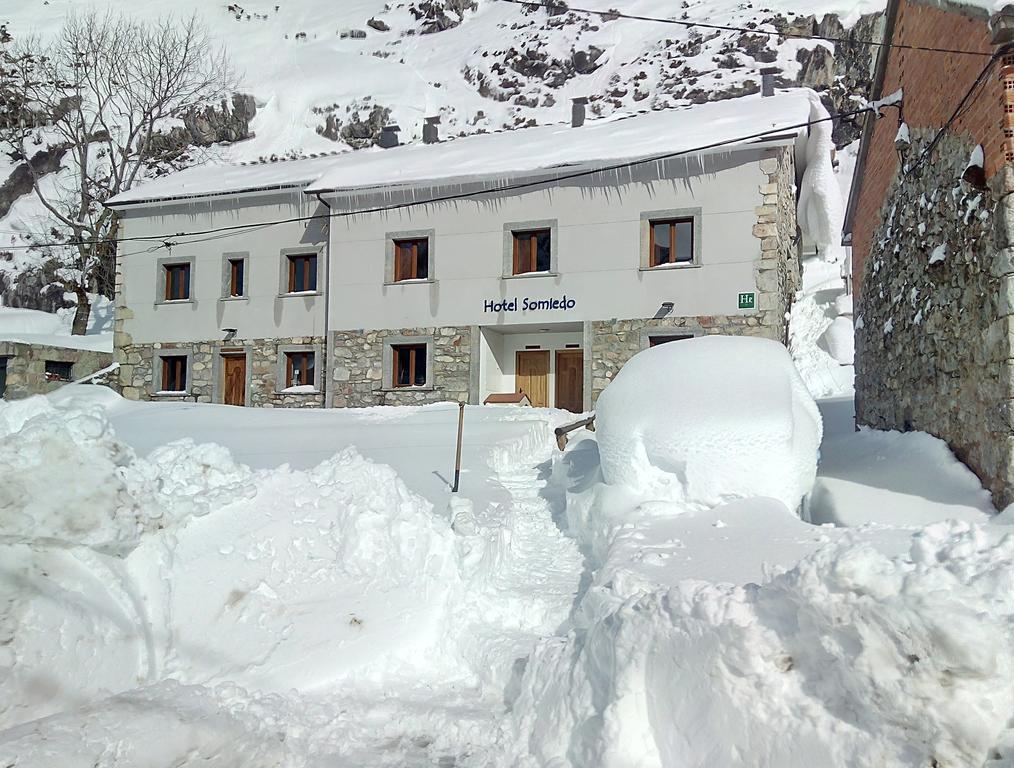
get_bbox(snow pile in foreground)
[505,521,1014,767]
[0,397,252,554]
[595,335,822,511]
[0,395,467,734]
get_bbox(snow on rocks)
[595,335,822,512]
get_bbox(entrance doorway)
[555,349,584,412]
[516,350,549,407]
[222,354,246,406]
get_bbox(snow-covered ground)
[2,338,1011,766]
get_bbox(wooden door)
[516,350,549,407]
[223,355,246,406]
[555,350,584,413]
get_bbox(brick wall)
[851,0,1001,295]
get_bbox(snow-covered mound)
[504,521,1014,768]
[595,335,822,511]
[0,297,114,352]
[0,395,465,731]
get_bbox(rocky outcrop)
[409,0,478,34]
[147,93,258,161]
[315,103,392,148]
[0,144,70,220]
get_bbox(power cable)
[906,46,1007,174]
[496,0,994,58]
[0,102,876,254]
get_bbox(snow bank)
[595,336,822,512]
[0,397,252,553]
[0,298,114,352]
[504,521,1014,768]
[132,446,463,693]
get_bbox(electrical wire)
[905,45,1008,175]
[0,103,876,254]
[496,0,994,58]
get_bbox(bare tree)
[1,12,232,333]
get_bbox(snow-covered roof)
[107,90,814,206]
[106,154,344,207]
[0,305,114,353]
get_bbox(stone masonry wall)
[0,341,113,399]
[855,128,1014,507]
[330,326,471,407]
[119,337,325,407]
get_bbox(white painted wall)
[323,148,775,332]
[116,190,327,344]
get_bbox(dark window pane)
[289,255,317,292]
[45,360,73,381]
[230,259,244,295]
[535,231,551,272]
[163,356,187,391]
[413,348,426,386]
[166,264,190,300]
[0,357,6,396]
[675,221,693,263]
[416,240,428,279]
[652,222,671,265]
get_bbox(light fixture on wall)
[653,302,674,319]
[222,327,237,342]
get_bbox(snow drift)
[503,521,1014,768]
[595,335,822,511]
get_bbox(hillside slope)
[1,0,883,306]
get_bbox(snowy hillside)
[1,0,884,303]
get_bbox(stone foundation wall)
[590,315,781,403]
[330,326,471,407]
[855,128,1014,507]
[755,146,802,335]
[119,336,326,408]
[0,342,113,399]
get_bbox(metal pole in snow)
[452,402,465,493]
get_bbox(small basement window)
[285,350,316,388]
[0,357,8,396]
[287,254,318,293]
[512,229,551,275]
[392,343,427,388]
[649,219,694,267]
[228,257,245,297]
[44,360,74,382]
[161,355,188,392]
[164,262,191,300]
[393,238,429,281]
[648,334,694,347]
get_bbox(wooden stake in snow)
[452,402,465,493]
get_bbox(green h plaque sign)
[738,292,756,310]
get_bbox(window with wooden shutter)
[228,258,245,296]
[164,263,191,300]
[393,238,429,281]
[161,355,187,392]
[512,229,552,274]
[287,254,318,292]
[649,219,694,267]
[392,343,427,388]
[285,351,316,388]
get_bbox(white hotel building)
[106,91,818,411]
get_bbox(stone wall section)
[754,146,801,337]
[851,0,1000,296]
[855,128,1013,507]
[120,336,325,408]
[0,341,113,399]
[330,326,471,407]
